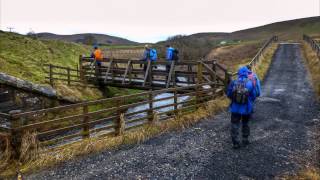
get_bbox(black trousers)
[231,113,251,144]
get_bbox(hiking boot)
[242,139,250,146]
[233,142,241,149]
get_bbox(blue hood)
[238,66,249,78]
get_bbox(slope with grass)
[0,31,142,101]
[0,31,90,84]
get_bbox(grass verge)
[301,42,320,99]
[253,43,279,81]
[0,96,229,178]
[281,168,320,180]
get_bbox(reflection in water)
[126,93,190,119]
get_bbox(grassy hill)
[36,33,138,46]
[158,16,320,60]
[0,31,143,101]
[179,16,320,42]
[0,31,91,83]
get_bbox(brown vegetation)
[207,41,263,72]
[301,42,320,99]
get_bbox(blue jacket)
[166,47,175,60]
[142,49,157,61]
[227,66,257,115]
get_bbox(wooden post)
[76,64,79,78]
[115,97,124,136]
[197,62,203,84]
[173,88,178,116]
[67,67,71,85]
[9,112,22,160]
[196,62,203,107]
[122,60,131,84]
[79,55,84,81]
[148,61,153,86]
[49,64,53,87]
[82,105,90,138]
[142,61,151,87]
[111,57,115,83]
[166,61,175,88]
[224,71,231,92]
[148,91,154,123]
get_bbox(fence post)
[174,88,178,116]
[148,91,154,123]
[79,55,83,81]
[196,62,203,107]
[115,97,125,136]
[9,112,22,160]
[67,67,71,85]
[224,71,231,92]
[82,105,90,138]
[49,64,53,87]
[197,62,203,84]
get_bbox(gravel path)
[27,43,320,180]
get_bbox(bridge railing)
[231,35,278,77]
[303,34,320,59]
[78,57,229,89]
[44,64,82,87]
[3,81,224,159]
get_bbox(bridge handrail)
[4,80,224,156]
[231,35,278,77]
[303,34,320,59]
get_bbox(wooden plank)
[51,72,80,78]
[40,132,82,147]
[142,61,151,87]
[122,60,132,84]
[45,77,83,83]
[166,61,175,88]
[0,112,10,119]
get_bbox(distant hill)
[157,16,320,60]
[171,16,320,42]
[36,33,138,45]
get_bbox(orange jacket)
[93,49,103,61]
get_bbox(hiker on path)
[227,66,257,149]
[91,45,104,66]
[141,45,158,72]
[91,45,104,79]
[165,45,179,72]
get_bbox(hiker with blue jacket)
[227,66,257,149]
[141,45,158,72]
[165,45,179,72]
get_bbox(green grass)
[0,31,91,84]
[0,31,144,101]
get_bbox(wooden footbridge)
[47,58,230,90]
[0,36,280,160]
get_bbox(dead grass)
[301,42,320,99]
[0,96,229,178]
[280,168,320,180]
[0,134,12,172]
[253,44,279,81]
[55,82,103,102]
[207,41,262,72]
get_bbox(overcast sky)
[0,0,319,42]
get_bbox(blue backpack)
[149,49,157,61]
